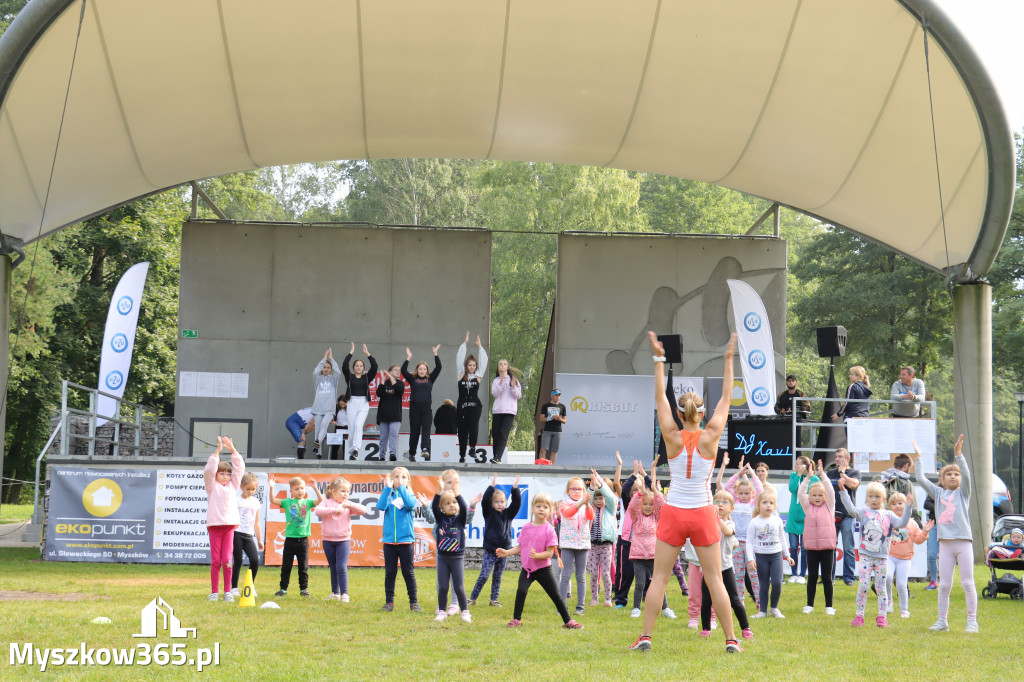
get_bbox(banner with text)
[557,373,655,466]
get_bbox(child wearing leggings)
[915,435,978,633]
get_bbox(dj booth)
[718,414,806,470]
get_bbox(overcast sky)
[938,0,1024,132]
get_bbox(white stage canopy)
[0,0,1014,279]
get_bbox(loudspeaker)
[657,334,682,364]
[816,325,847,358]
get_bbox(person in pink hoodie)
[798,458,837,616]
[204,436,244,602]
[314,476,367,602]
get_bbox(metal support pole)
[61,381,69,456]
[87,391,96,458]
[135,405,142,456]
[112,398,120,457]
[1018,400,1023,514]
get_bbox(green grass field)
[0,504,31,524]
[0,547,1019,680]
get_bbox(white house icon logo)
[133,597,197,639]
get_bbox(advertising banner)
[97,262,149,424]
[556,373,654,466]
[727,278,776,416]
[45,466,268,564]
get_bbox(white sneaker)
[687,618,699,629]
[965,620,979,633]
[326,593,340,601]
[751,611,767,619]
[886,604,894,614]
[341,594,350,603]
[900,611,910,618]
[929,620,948,631]
[661,607,677,619]
[771,608,785,619]
[786,576,797,584]
[630,608,641,618]
[796,576,807,584]
[222,593,234,603]
[461,610,472,623]
[825,607,836,616]
[208,593,219,602]
[230,588,241,598]
[802,605,814,614]
[711,620,717,630]
[434,610,447,622]
[447,603,460,616]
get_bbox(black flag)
[813,363,845,464]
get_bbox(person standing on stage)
[343,342,378,460]
[490,359,522,465]
[311,348,341,457]
[538,389,567,464]
[456,332,489,464]
[402,345,442,462]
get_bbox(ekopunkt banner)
[45,466,268,564]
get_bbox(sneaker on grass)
[208,593,219,602]
[563,620,584,629]
[630,608,641,618]
[802,605,814,614]
[223,593,234,603]
[928,619,949,631]
[434,610,446,622]
[628,635,651,651]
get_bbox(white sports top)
[664,429,716,509]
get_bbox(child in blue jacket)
[377,467,420,612]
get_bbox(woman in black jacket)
[833,365,872,421]
[402,345,441,462]
[376,364,405,462]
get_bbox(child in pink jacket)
[204,436,244,602]
[314,476,367,602]
[797,459,836,615]
[628,479,673,619]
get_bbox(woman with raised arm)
[489,359,522,465]
[311,348,341,458]
[630,331,741,655]
[343,342,378,461]
[456,332,489,464]
[402,345,442,462]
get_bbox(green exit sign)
[181,329,198,338]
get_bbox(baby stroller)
[983,514,1024,600]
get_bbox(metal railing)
[791,396,937,457]
[59,380,162,458]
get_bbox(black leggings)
[491,413,514,461]
[755,551,784,611]
[383,543,418,604]
[437,554,468,612]
[806,549,835,608]
[613,538,634,606]
[702,567,749,630]
[231,532,260,589]
[408,403,432,455]
[513,566,571,623]
[457,402,481,460]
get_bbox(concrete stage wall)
[555,233,787,380]
[175,223,491,458]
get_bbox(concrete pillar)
[952,282,993,563]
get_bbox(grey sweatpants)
[558,548,589,610]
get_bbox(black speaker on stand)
[657,334,682,365]
[816,326,847,358]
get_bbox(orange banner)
[264,472,439,567]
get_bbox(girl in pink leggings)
[914,435,978,633]
[203,437,244,602]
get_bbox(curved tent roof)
[0,0,1014,280]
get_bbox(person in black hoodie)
[470,474,522,607]
[376,364,405,462]
[402,345,441,462]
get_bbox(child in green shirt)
[269,474,322,597]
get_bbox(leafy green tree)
[340,159,480,227]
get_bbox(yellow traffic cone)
[239,568,256,608]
